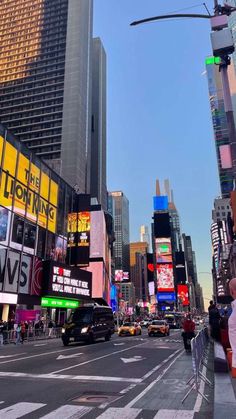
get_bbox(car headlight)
[81,327,89,334]
[61,328,66,334]
[130,328,135,332]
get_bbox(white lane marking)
[0,401,4,404]
[56,353,83,360]
[39,405,93,418]
[0,346,88,365]
[126,350,185,408]
[50,341,147,375]
[141,349,181,380]
[0,371,142,383]
[153,409,194,418]
[0,353,26,359]
[113,343,125,346]
[34,344,47,347]
[0,402,45,418]
[120,356,145,364]
[96,407,141,418]
[120,383,137,394]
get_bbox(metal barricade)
[1,327,62,345]
[182,327,212,404]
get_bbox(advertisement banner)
[177,284,190,306]
[0,138,58,233]
[43,261,92,300]
[78,211,90,247]
[156,263,174,292]
[155,238,172,263]
[157,292,176,301]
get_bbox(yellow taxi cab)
[118,322,142,337]
[148,320,170,337]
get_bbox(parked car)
[148,320,170,337]
[118,322,142,336]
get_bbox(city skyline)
[93,0,219,306]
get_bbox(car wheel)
[62,337,69,346]
[87,333,94,344]
[139,330,142,335]
[105,332,111,342]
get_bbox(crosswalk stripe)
[153,409,194,419]
[0,402,45,418]
[96,407,142,418]
[39,405,93,418]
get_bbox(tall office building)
[108,191,130,272]
[130,242,149,302]
[205,57,236,197]
[140,225,150,248]
[90,38,107,210]
[0,0,93,192]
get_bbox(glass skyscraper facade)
[206,59,234,197]
[0,0,93,192]
[108,191,130,272]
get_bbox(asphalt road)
[0,328,213,418]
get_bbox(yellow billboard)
[0,138,58,233]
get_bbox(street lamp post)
[131,1,236,178]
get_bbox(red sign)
[177,284,189,306]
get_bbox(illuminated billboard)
[90,211,106,259]
[156,263,174,292]
[154,213,171,238]
[0,136,58,233]
[177,284,190,306]
[156,238,172,263]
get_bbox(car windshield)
[152,321,165,325]
[70,308,92,324]
[123,322,133,327]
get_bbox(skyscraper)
[108,191,130,272]
[140,225,150,247]
[90,38,107,210]
[0,0,93,192]
[205,57,236,197]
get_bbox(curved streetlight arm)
[130,13,212,27]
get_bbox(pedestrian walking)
[209,304,221,341]
[48,320,54,338]
[20,321,26,343]
[15,324,21,345]
[182,315,195,352]
[0,320,4,347]
[228,278,236,376]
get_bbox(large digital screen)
[156,238,172,263]
[157,292,176,301]
[154,213,171,238]
[177,284,190,306]
[153,196,168,211]
[0,136,58,233]
[43,261,92,300]
[156,263,174,292]
[90,210,106,259]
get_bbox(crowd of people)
[0,319,57,345]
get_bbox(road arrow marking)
[56,353,83,360]
[120,356,145,364]
[113,343,125,346]
[0,353,26,359]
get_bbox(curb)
[214,342,236,419]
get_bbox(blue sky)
[93,0,219,304]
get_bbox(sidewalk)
[214,342,236,419]
[127,347,214,417]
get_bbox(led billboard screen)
[115,270,130,282]
[153,196,168,211]
[157,292,176,301]
[177,284,190,306]
[154,213,171,238]
[156,238,172,263]
[156,263,174,292]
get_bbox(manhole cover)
[72,393,120,405]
